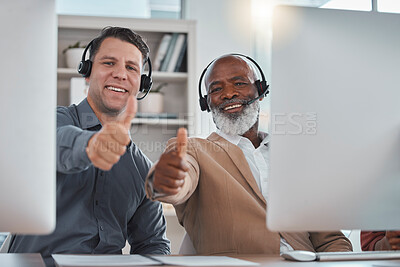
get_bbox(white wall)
[184,0,254,137]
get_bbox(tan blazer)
[146,132,352,255]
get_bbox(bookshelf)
[57,68,188,88]
[57,15,197,163]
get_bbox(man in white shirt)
[145,54,352,255]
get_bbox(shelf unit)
[57,15,197,162]
[57,68,188,87]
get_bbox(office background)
[1,0,400,255]
[56,0,400,254]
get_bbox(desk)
[0,253,45,267]
[3,253,400,267]
[237,255,400,267]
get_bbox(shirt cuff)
[74,130,97,167]
[146,171,167,200]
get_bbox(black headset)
[78,39,153,100]
[198,53,269,112]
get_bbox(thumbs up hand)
[176,127,188,158]
[86,95,137,171]
[385,231,400,250]
[153,128,189,195]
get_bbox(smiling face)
[205,55,260,136]
[86,37,142,120]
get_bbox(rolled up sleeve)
[57,108,95,174]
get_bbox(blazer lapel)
[207,132,267,205]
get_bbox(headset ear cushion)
[78,60,92,78]
[140,74,152,93]
[255,80,269,96]
[254,80,263,96]
[262,82,270,95]
[199,95,209,112]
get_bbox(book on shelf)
[166,34,186,72]
[176,48,187,72]
[153,33,172,71]
[136,112,178,119]
[174,38,187,72]
[159,33,179,72]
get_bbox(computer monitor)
[267,5,400,231]
[0,0,56,234]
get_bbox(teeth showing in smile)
[107,86,127,93]
[224,104,242,111]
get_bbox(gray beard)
[211,99,260,136]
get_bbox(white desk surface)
[238,255,400,267]
[0,253,45,267]
[3,253,400,267]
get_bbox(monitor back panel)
[0,0,56,234]
[268,6,400,231]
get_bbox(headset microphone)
[245,84,270,105]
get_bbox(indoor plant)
[139,83,167,114]
[63,41,86,69]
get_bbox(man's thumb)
[121,95,137,129]
[176,127,187,158]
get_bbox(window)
[378,0,400,13]
[56,0,182,19]
[320,0,372,11]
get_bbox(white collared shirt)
[216,130,293,253]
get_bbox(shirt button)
[99,172,103,176]
[95,200,99,205]
[100,226,104,231]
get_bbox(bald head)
[204,55,257,94]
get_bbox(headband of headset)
[198,53,269,112]
[77,39,153,100]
